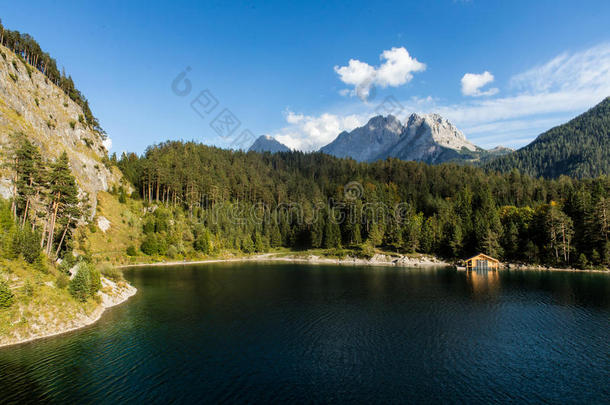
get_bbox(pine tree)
[44,152,80,257]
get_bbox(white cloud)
[376,47,427,87]
[461,71,498,97]
[273,111,366,151]
[334,59,376,87]
[335,47,426,100]
[285,111,305,124]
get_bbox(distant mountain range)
[248,135,291,153]
[484,97,610,178]
[249,97,610,179]
[250,114,511,164]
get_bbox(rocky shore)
[0,277,136,348]
[120,252,450,268]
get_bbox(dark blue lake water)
[1,263,609,404]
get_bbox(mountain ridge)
[484,97,610,178]
[320,113,498,164]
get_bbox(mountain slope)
[248,135,290,153]
[320,113,484,164]
[0,43,122,213]
[320,115,404,161]
[485,97,610,178]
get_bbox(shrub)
[33,253,48,273]
[99,264,123,282]
[126,245,137,256]
[140,235,158,255]
[69,263,102,302]
[23,280,34,297]
[69,120,76,129]
[12,226,42,264]
[167,245,178,259]
[55,273,69,289]
[576,253,588,269]
[194,228,211,254]
[142,219,155,234]
[157,237,168,256]
[0,281,14,308]
[58,253,77,273]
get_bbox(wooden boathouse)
[465,253,500,271]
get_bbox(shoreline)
[118,253,450,269]
[0,277,137,349]
[118,253,609,273]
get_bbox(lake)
[1,263,609,403]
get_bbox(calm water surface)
[0,263,609,404]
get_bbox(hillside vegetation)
[118,142,610,269]
[0,28,132,346]
[485,97,610,178]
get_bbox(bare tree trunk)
[11,157,18,219]
[156,176,160,202]
[55,217,71,258]
[46,194,60,256]
[40,216,48,248]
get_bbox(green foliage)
[69,120,76,130]
[55,273,69,289]
[140,234,167,255]
[193,226,212,254]
[10,224,42,264]
[69,263,101,302]
[142,219,155,234]
[99,263,123,282]
[486,97,610,178]
[33,253,48,273]
[113,139,610,267]
[126,245,137,256]
[576,253,588,269]
[22,280,34,297]
[0,281,14,308]
[58,253,77,273]
[166,245,178,258]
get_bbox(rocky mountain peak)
[321,113,480,163]
[248,135,291,153]
[365,114,403,134]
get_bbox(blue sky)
[3,0,610,153]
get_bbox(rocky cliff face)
[320,115,403,161]
[0,44,122,214]
[248,135,291,153]
[321,113,484,164]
